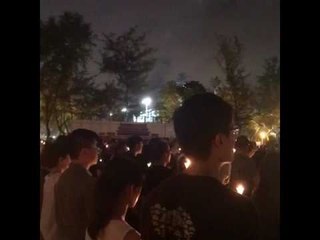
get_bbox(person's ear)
[213,134,224,148]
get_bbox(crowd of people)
[40,93,280,240]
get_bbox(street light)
[141,97,152,122]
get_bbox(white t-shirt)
[85,220,139,240]
[40,172,61,240]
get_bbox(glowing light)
[178,148,182,152]
[184,158,191,169]
[236,184,245,195]
[141,97,152,122]
[147,162,152,167]
[269,132,277,137]
[126,146,130,151]
[233,148,236,153]
[109,112,113,116]
[121,107,127,112]
[99,159,103,162]
[105,144,109,148]
[259,131,267,140]
[141,97,152,106]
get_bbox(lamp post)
[141,97,152,122]
[121,107,128,122]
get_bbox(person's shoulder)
[123,229,141,240]
[224,189,258,222]
[225,187,254,206]
[144,174,179,199]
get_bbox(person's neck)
[236,151,249,158]
[111,202,128,222]
[185,157,220,180]
[71,160,90,170]
[50,166,63,174]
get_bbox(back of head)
[235,135,250,150]
[40,135,70,169]
[127,135,143,150]
[147,138,170,164]
[113,140,129,157]
[173,93,233,161]
[98,158,144,194]
[68,128,99,160]
[88,158,144,239]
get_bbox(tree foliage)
[212,35,254,129]
[100,26,156,108]
[249,56,280,139]
[40,12,96,137]
[158,76,207,122]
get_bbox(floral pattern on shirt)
[150,204,195,240]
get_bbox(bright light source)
[233,148,236,153]
[141,97,152,122]
[126,146,130,151]
[99,159,103,162]
[256,141,262,147]
[147,162,152,167]
[141,97,152,107]
[269,132,277,137]
[259,131,267,140]
[109,112,113,116]
[121,107,127,112]
[105,144,109,148]
[236,184,245,195]
[178,148,182,152]
[52,135,56,139]
[184,158,191,169]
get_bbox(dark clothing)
[142,165,173,196]
[253,152,280,240]
[127,165,173,232]
[124,152,148,170]
[252,148,267,171]
[55,163,95,240]
[230,153,258,197]
[141,174,259,240]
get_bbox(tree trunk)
[45,119,51,140]
[56,114,64,135]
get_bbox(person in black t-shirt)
[141,93,259,240]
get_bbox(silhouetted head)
[173,93,237,164]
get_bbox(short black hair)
[127,135,143,150]
[235,135,250,149]
[146,138,170,163]
[88,158,144,239]
[173,93,233,161]
[68,128,100,160]
[40,135,69,169]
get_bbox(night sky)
[40,0,280,91]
